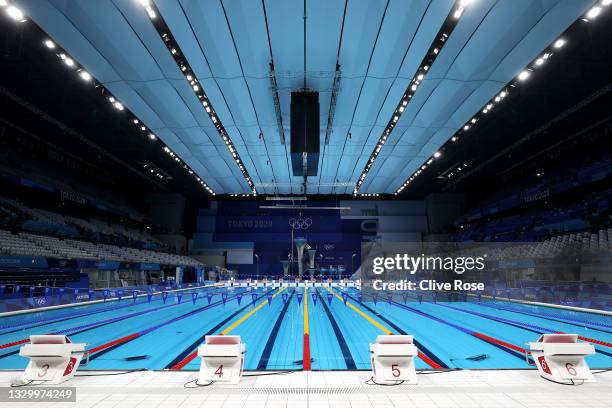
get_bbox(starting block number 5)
[391,364,401,378]
[214,365,224,378]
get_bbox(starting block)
[369,335,418,384]
[18,335,88,385]
[198,335,245,384]
[527,334,595,384]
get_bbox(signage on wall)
[226,219,273,229]
[289,216,312,230]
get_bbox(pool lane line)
[484,301,612,329]
[0,287,230,352]
[0,294,179,336]
[324,287,391,334]
[0,289,248,361]
[478,302,612,332]
[303,286,311,371]
[384,299,527,361]
[0,300,179,352]
[358,289,529,360]
[315,288,356,370]
[394,291,612,340]
[166,300,258,370]
[0,300,181,360]
[0,338,30,351]
[256,292,295,370]
[436,303,612,352]
[89,288,259,362]
[0,300,156,333]
[165,287,272,369]
[338,290,446,369]
[0,286,222,333]
[222,287,286,335]
[169,287,284,370]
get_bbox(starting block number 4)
[214,365,224,378]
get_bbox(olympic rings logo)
[289,217,312,230]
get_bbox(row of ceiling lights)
[1,0,215,195]
[137,0,257,195]
[142,163,165,179]
[7,0,607,198]
[353,0,472,196]
[395,0,610,194]
[46,38,215,195]
[0,0,25,22]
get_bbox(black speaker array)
[290,91,320,176]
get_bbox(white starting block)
[198,335,245,384]
[369,335,418,384]
[17,335,87,385]
[527,334,595,384]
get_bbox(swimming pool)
[1,285,610,371]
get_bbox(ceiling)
[13,0,596,195]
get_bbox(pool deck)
[0,369,610,407]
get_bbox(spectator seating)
[0,229,200,266]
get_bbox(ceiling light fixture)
[553,38,566,48]
[395,6,611,195]
[6,5,26,22]
[78,70,92,81]
[38,28,214,194]
[586,6,602,19]
[353,1,471,195]
[139,0,255,194]
[63,56,75,67]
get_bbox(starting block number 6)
[214,365,224,378]
[566,363,576,376]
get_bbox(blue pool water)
[0,285,610,371]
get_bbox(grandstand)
[0,230,199,266]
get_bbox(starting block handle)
[524,350,535,366]
[79,351,90,367]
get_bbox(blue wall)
[194,200,428,276]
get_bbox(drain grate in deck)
[203,386,398,394]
